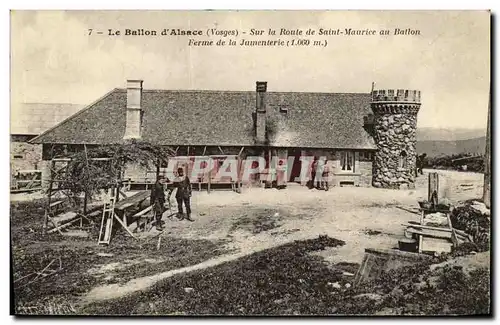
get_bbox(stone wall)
[10,141,42,174]
[372,112,418,189]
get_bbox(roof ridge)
[114,88,371,95]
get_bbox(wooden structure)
[124,153,245,193]
[11,170,43,193]
[43,158,79,234]
[354,248,432,286]
[42,153,126,238]
[400,173,470,255]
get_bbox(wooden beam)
[405,227,452,240]
[218,146,224,154]
[113,214,137,239]
[238,146,245,157]
[175,146,179,155]
[47,217,81,234]
[428,173,439,204]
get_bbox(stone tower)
[371,89,421,189]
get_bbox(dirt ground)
[11,169,487,312]
[141,168,484,263]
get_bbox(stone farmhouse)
[30,80,422,189]
[11,102,84,173]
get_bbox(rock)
[345,283,352,288]
[97,252,114,257]
[354,293,383,301]
[328,282,342,289]
[471,201,490,216]
[184,287,194,293]
[342,271,355,276]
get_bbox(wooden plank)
[50,200,65,208]
[401,223,452,232]
[406,227,452,239]
[420,237,453,254]
[133,206,152,217]
[47,217,81,234]
[114,190,150,210]
[51,211,79,224]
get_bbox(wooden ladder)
[98,196,116,245]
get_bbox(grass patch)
[230,208,282,234]
[81,235,346,315]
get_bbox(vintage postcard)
[10,10,491,316]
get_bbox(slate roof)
[30,88,376,150]
[11,103,85,135]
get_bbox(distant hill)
[417,136,486,158]
[417,127,486,141]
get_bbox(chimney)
[255,81,267,143]
[123,79,144,140]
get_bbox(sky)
[10,10,491,129]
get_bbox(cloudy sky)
[11,10,490,129]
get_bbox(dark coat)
[150,181,166,214]
[174,176,192,199]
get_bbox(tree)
[60,141,175,206]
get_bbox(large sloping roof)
[30,88,376,149]
[11,103,85,135]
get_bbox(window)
[359,152,373,161]
[340,151,354,172]
[399,151,408,169]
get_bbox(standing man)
[310,157,318,189]
[174,167,194,222]
[416,153,427,175]
[150,175,167,231]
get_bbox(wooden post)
[156,158,160,182]
[483,88,491,208]
[428,173,439,206]
[208,170,211,194]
